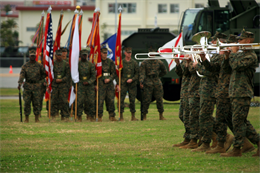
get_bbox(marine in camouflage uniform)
[173,58,191,147]
[221,30,260,157]
[50,49,71,122]
[116,47,139,121]
[39,57,46,118]
[179,56,201,149]
[18,49,46,123]
[74,49,96,122]
[139,49,167,120]
[97,47,118,122]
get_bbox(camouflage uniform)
[175,60,191,139]
[202,54,230,142]
[139,59,167,115]
[51,55,71,118]
[98,58,117,118]
[187,61,201,140]
[76,58,96,119]
[196,55,218,143]
[18,51,46,119]
[117,59,139,114]
[223,50,260,148]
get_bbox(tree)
[3,4,12,15]
[0,19,19,47]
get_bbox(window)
[170,4,179,13]
[158,4,167,13]
[26,27,37,32]
[108,3,136,13]
[195,3,204,8]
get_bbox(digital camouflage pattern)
[223,50,259,147]
[117,59,139,113]
[98,58,117,117]
[51,60,70,118]
[187,61,200,140]
[223,50,258,98]
[211,31,227,41]
[76,61,96,118]
[139,59,167,114]
[18,61,46,116]
[236,30,254,40]
[175,61,191,139]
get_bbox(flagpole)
[48,93,51,122]
[75,83,78,121]
[70,103,74,121]
[96,80,99,121]
[118,70,121,120]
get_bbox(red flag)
[78,12,83,51]
[36,13,44,62]
[87,12,99,47]
[53,11,63,54]
[94,20,102,79]
[115,12,123,76]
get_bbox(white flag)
[69,13,80,106]
[159,33,183,71]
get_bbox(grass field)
[0,99,260,172]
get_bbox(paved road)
[0,67,21,88]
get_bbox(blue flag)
[101,33,117,61]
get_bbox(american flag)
[45,13,54,95]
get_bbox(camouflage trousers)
[39,84,46,111]
[199,98,216,143]
[120,83,137,113]
[98,82,115,117]
[179,97,190,139]
[51,87,69,118]
[189,97,200,140]
[215,98,231,142]
[230,97,260,148]
[23,87,41,116]
[77,83,95,118]
[143,84,164,114]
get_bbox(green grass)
[0,99,259,172]
[0,88,19,96]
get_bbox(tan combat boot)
[220,147,242,157]
[224,133,234,151]
[252,141,260,157]
[86,114,90,120]
[51,116,56,122]
[55,111,59,118]
[24,115,29,123]
[78,116,82,122]
[109,113,117,121]
[159,113,166,120]
[143,114,147,121]
[211,132,217,148]
[172,138,190,147]
[98,117,102,122]
[241,138,255,153]
[206,142,226,154]
[35,115,40,123]
[131,112,138,121]
[64,117,71,122]
[191,142,211,152]
[179,139,198,149]
[61,116,65,121]
[119,113,124,121]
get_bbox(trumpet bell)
[192,31,211,44]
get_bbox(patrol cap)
[124,47,132,53]
[100,44,108,53]
[29,49,36,56]
[227,34,237,43]
[211,31,227,41]
[80,49,88,55]
[55,49,62,55]
[236,30,254,40]
[61,47,68,52]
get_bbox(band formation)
[17,29,259,157]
